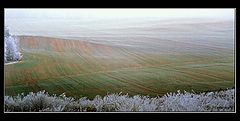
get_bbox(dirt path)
[4,61,20,65]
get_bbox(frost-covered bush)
[4,91,74,112]
[4,89,235,112]
[160,89,235,112]
[4,27,22,63]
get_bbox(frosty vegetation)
[4,89,234,112]
[4,27,22,63]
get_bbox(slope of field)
[4,21,234,99]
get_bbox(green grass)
[4,36,234,99]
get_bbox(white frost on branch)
[4,89,235,112]
[4,27,22,63]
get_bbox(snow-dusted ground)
[4,89,235,112]
[4,61,20,65]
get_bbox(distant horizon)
[5,9,234,19]
[5,9,235,38]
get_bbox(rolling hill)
[4,21,234,99]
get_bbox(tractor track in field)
[10,56,230,88]
[5,36,234,98]
[104,73,162,95]
[6,43,232,91]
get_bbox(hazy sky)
[4,9,235,37]
[5,9,234,20]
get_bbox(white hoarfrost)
[4,27,22,63]
[4,89,235,112]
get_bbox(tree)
[4,27,22,63]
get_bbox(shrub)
[4,89,235,112]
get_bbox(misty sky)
[4,9,235,37]
[5,9,234,19]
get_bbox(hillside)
[4,34,234,99]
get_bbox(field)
[4,20,234,99]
